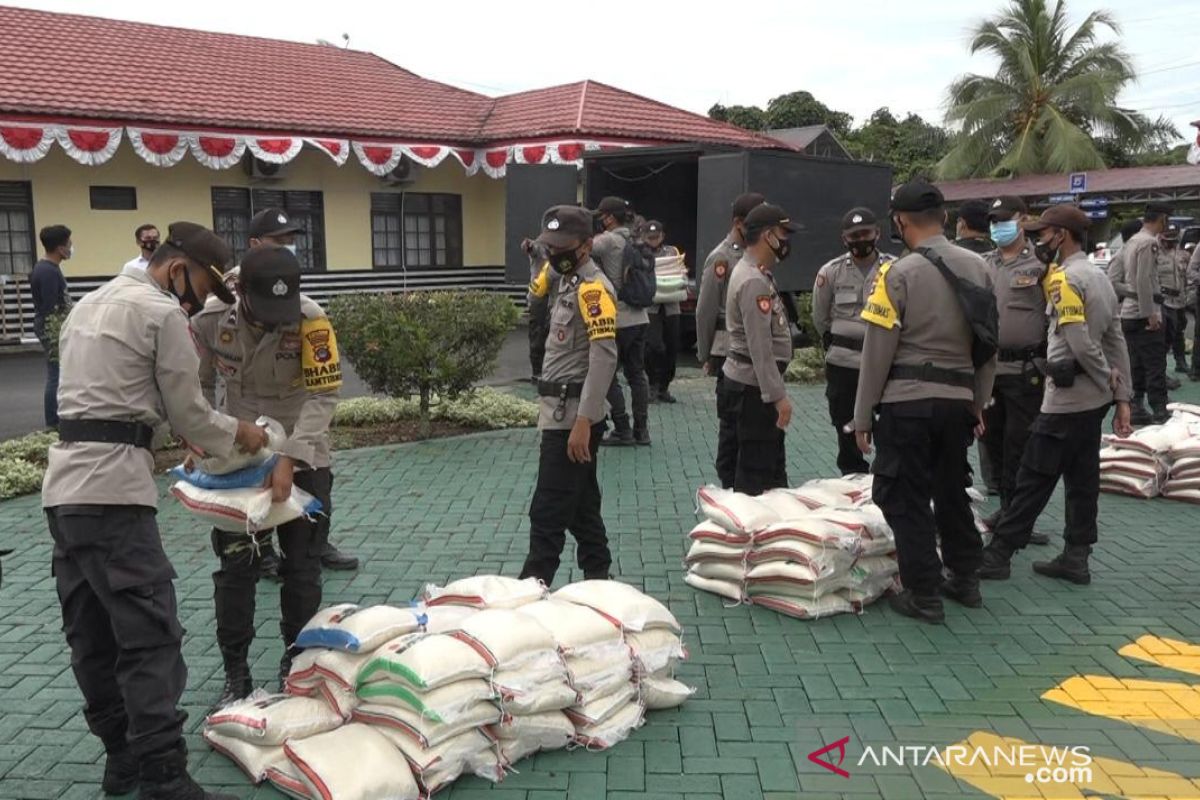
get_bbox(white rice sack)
[420,604,478,633]
[796,477,871,504]
[684,570,744,602]
[450,608,557,669]
[373,726,496,793]
[353,700,502,749]
[572,702,645,750]
[198,415,286,475]
[746,537,856,577]
[566,682,639,728]
[295,604,424,653]
[1167,402,1200,419]
[203,728,286,783]
[808,506,894,547]
[684,539,749,565]
[515,599,623,655]
[1170,456,1200,478]
[695,485,779,533]
[490,651,569,694]
[687,520,752,547]
[564,644,634,692]
[265,761,315,799]
[786,486,850,510]
[423,575,546,610]
[171,481,320,533]
[625,628,686,675]
[500,679,579,715]
[1163,487,1200,504]
[287,678,358,721]
[284,723,417,800]
[572,668,636,707]
[688,561,747,582]
[839,577,897,610]
[1100,474,1159,498]
[206,694,343,746]
[1108,422,1192,455]
[640,677,696,710]
[1165,476,1200,491]
[755,489,814,521]
[749,593,856,619]
[357,634,491,691]
[850,556,899,583]
[492,711,575,747]
[287,646,369,694]
[744,562,855,599]
[754,519,863,553]
[356,678,494,724]
[552,580,681,633]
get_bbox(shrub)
[0,457,44,500]
[42,309,68,363]
[784,347,827,384]
[792,292,818,349]
[332,389,537,432]
[0,430,58,465]
[330,291,519,437]
[332,396,419,427]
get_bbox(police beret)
[890,181,944,213]
[166,221,235,304]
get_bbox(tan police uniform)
[1120,228,1168,416]
[1158,240,1188,371]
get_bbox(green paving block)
[606,757,644,792]
[566,771,606,800]
[527,793,569,800]
[756,752,801,792]
[643,741,681,773]
[721,774,766,800]
[711,712,751,742]
[681,757,758,774]
[644,773,722,794]
[679,726,717,758]
[743,700,784,728]
[874,774,924,800]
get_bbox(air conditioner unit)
[381,156,421,186]
[245,156,287,181]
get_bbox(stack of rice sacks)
[1101,406,1200,499]
[686,477,899,619]
[203,576,691,799]
[653,252,688,305]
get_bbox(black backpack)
[915,246,998,368]
[617,233,657,309]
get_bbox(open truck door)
[504,164,579,285]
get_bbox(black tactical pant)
[528,296,550,378]
[47,505,187,759]
[1165,306,1188,368]
[607,324,650,432]
[824,363,869,475]
[211,468,329,656]
[1123,318,1168,409]
[711,357,738,489]
[982,370,1045,509]
[646,308,680,391]
[993,406,1106,550]
[521,424,610,585]
[871,399,981,596]
[719,378,787,496]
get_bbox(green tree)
[764,91,853,136]
[936,0,1178,179]
[846,108,951,182]
[708,103,768,131]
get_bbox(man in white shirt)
[123,224,160,271]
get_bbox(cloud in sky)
[10,0,1200,140]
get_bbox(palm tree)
[936,0,1178,179]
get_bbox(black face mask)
[549,246,584,275]
[1034,233,1062,266]
[767,232,791,262]
[141,239,159,253]
[170,264,204,317]
[592,216,607,236]
[847,239,877,259]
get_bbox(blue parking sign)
[1069,172,1087,192]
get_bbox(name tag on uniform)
[835,291,859,304]
[1011,274,1039,288]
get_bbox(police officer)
[853,182,996,624]
[1106,219,1144,307]
[723,203,799,495]
[191,245,341,706]
[524,236,552,382]
[239,209,358,576]
[43,222,267,800]
[642,220,682,403]
[593,196,652,446]
[519,206,620,584]
[979,196,1051,546]
[1121,203,1172,424]
[812,206,895,475]
[1189,242,1200,381]
[980,205,1133,584]
[954,199,996,255]
[1158,224,1188,379]
[696,192,764,487]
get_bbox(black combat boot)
[320,541,359,571]
[1151,406,1171,425]
[887,590,945,624]
[940,572,983,608]
[138,744,237,800]
[214,646,252,710]
[101,740,138,796]
[601,415,635,447]
[979,539,1016,580]
[1129,397,1153,426]
[1032,544,1092,585]
[658,387,677,404]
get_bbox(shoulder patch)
[860,261,899,329]
[578,280,616,341]
[1043,267,1085,325]
[815,273,827,288]
[714,261,729,280]
[300,316,342,392]
[756,295,772,315]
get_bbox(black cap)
[239,245,302,324]
[841,207,877,233]
[1163,223,1181,241]
[987,195,1027,220]
[744,203,801,234]
[1021,204,1091,235]
[890,181,944,213]
[1146,202,1173,216]
[958,200,991,233]
[597,197,631,218]
[643,220,665,237]
[249,207,306,240]
[166,221,235,304]
[1119,219,1144,241]
[536,205,594,249]
[732,192,766,220]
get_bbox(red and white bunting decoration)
[453,148,480,177]
[188,133,247,170]
[0,123,55,163]
[54,125,123,165]
[127,128,189,167]
[403,145,452,168]
[353,141,404,176]
[247,136,304,165]
[305,137,350,166]
[481,147,511,178]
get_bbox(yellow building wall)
[0,145,506,277]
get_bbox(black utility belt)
[830,334,864,352]
[889,363,974,389]
[714,318,726,332]
[1163,288,1181,298]
[998,343,1047,362]
[58,419,155,450]
[726,351,789,374]
[537,381,583,400]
